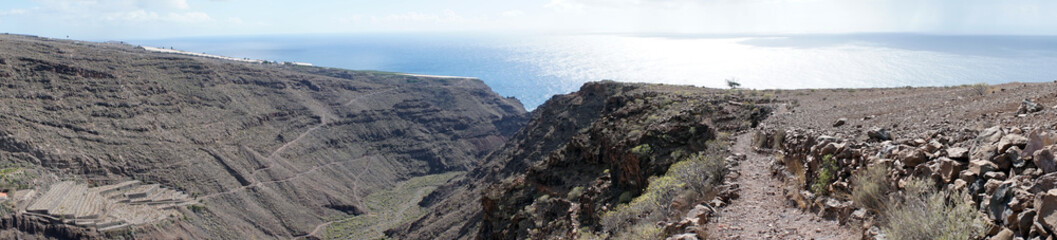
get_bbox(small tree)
[726,78,741,89]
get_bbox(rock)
[992,227,1014,240]
[984,171,1007,181]
[1032,172,1057,194]
[867,128,891,142]
[851,208,868,221]
[972,144,1000,167]
[989,182,1014,224]
[998,134,1029,153]
[1036,189,1057,234]
[1037,146,1057,174]
[947,147,970,160]
[953,179,968,191]
[1018,99,1044,114]
[924,140,944,154]
[819,198,853,222]
[969,159,998,176]
[666,233,700,240]
[979,126,1006,145]
[833,118,847,127]
[1023,130,1057,159]
[899,148,928,168]
[1020,209,1037,237]
[935,157,964,183]
[685,204,712,225]
[1002,146,1025,169]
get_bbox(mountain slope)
[0,34,527,239]
[393,82,773,239]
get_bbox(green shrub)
[852,164,890,212]
[882,178,983,240]
[631,144,653,158]
[811,154,837,195]
[567,186,585,200]
[600,152,728,236]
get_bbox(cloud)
[0,9,28,15]
[501,10,525,17]
[100,10,212,23]
[373,9,477,24]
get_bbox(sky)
[1,0,1056,40]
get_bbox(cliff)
[0,34,527,239]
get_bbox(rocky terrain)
[0,33,526,239]
[4,33,1057,240]
[396,81,1057,240]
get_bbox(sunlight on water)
[504,35,1057,92]
[134,34,1057,109]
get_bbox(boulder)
[972,144,1000,168]
[935,157,964,183]
[952,179,968,191]
[867,128,891,142]
[984,171,1007,181]
[1018,99,1043,114]
[685,204,712,225]
[992,227,1014,240]
[1032,172,1057,194]
[998,134,1028,153]
[988,182,1014,224]
[990,149,1014,171]
[833,118,847,127]
[1023,130,1057,159]
[946,147,970,160]
[979,126,1005,145]
[969,159,998,176]
[1020,209,1037,237]
[924,140,944,154]
[898,148,928,168]
[1036,189,1057,234]
[1038,145,1057,174]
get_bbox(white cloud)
[334,15,364,24]
[100,10,211,23]
[501,10,525,17]
[373,9,476,24]
[227,16,243,24]
[0,9,28,15]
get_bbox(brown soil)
[706,134,858,239]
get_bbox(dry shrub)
[881,178,983,240]
[851,163,890,212]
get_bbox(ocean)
[129,33,1057,110]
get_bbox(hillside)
[393,81,774,239]
[0,34,527,239]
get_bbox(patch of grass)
[882,177,983,240]
[852,163,890,212]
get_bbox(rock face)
[392,82,772,239]
[0,34,528,238]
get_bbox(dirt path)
[705,134,857,239]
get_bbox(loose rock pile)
[756,125,1057,239]
[21,180,194,231]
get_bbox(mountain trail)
[705,134,858,239]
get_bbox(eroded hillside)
[0,34,527,239]
[392,81,773,239]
